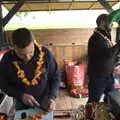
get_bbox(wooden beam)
[98,0,113,13]
[1,0,49,4]
[3,0,26,27]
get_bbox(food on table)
[21,112,27,119]
[21,111,48,120]
[0,115,7,120]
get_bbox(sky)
[2,2,120,30]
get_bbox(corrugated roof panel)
[90,1,117,9]
[2,1,119,11]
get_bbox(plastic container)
[0,94,13,114]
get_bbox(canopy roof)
[2,0,119,11]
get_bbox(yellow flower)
[22,78,30,86]
[12,61,17,65]
[35,71,42,78]
[13,62,20,70]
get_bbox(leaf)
[108,9,120,24]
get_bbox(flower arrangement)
[12,42,45,86]
[67,84,88,98]
[85,102,112,120]
[71,102,112,120]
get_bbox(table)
[14,108,53,120]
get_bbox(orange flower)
[31,79,38,85]
[37,62,43,67]
[17,70,25,78]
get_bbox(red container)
[66,64,85,86]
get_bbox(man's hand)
[22,93,40,107]
[48,99,56,112]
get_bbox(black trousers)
[87,74,115,103]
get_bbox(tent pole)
[0,5,5,50]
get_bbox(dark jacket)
[0,45,60,103]
[87,28,120,77]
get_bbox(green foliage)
[108,9,120,24]
[16,12,28,20]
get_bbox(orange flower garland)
[12,42,45,86]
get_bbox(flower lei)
[94,29,114,47]
[12,42,45,86]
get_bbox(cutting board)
[14,108,53,120]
